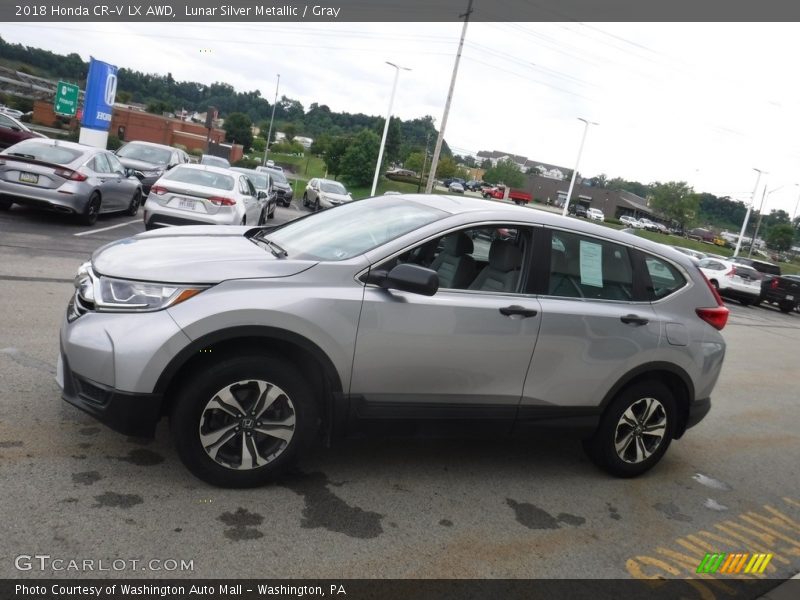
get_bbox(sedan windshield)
[3,140,83,164]
[163,167,234,191]
[116,143,172,165]
[258,199,446,261]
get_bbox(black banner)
[5,0,800,23]
[2,578,796,600]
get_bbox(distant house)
[477,150,570,179]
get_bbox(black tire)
[126,189,142,216]
[257,208,266,226]
[0,198,12,210]
[302,193,309,207]
[752,298,762,307]
[268,202,275,219]
[779,301,794,313]
[739,297,753,306]
[313,198,320,212]
[81,193,101,226]
[583,380,676,478]
[170,355,319,488]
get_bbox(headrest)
[443,233,474,257]
[489,241,522,272]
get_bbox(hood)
[117,156,165,171]
[91,226,316,283]
[273,181,291,190]
[320,192,352,203]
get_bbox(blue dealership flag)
[81,57,118,131]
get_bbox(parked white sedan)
[143,164,266,230]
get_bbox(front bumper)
[58,348,163,437]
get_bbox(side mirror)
[258,191,267,200]
[383,264,439,296]
[167,163,177,170]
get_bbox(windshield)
[269,170,287,184]
[258,199,446,261]
[3,140,83,164]
[163,166,234,191]
[201,155,230,168]
[320,181,347,194]
[117,143,171,165]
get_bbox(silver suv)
[59,195,728,487]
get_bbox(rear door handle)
[499,305,538,318]
[621,314,649,325]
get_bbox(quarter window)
[644,255,687,300]
[548,231,633,301]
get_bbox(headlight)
[72,263,208,313]
[96,277,206,311]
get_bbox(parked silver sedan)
[143,164,265,230]
[0,139,143,225]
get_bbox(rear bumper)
[58,348,162,438]
[0,182,89,214]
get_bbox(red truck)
[481,185,532,205]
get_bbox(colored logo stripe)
[696,553,773,574]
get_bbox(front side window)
[548,230,634,301]
[378,225,528,293]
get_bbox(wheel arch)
[599,362,695,439]
[154,326,344,433]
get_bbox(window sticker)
[579,240,603,288]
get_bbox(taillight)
[696,269,729,330]
[150,185,168,195]
[208,196,236,206]
[770,278,779,289]
[54,168,88,182]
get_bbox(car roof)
[172,163,236,176]
[121,140,174,150]
[6,137,96,152]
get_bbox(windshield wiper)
[262,238,288,258]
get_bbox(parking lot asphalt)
[1,202,799,595]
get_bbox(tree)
[649,181,699,230]
[589,173,608,188]
[404,152,425,174]
[385,117,402,164]
[340,129,381,187]
[310,133,332,156]
[482,158,525,188]
[251,138,266,153]
[282,123,297,142]
[434,156,460,179]
[223,112,253,149]
[258,121,276,143]
[480,158,492,170]
[766,223,795,251]
[324,136,352,180]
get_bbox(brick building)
[32,101,243,163]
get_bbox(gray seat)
[429,233,476,289]
[468,240,523,292]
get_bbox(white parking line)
[73,220,141,237]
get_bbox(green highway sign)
[54,81,79,116]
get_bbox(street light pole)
[734,168,765,257]
[747,183,796,257]
[371,61,411,197]
[263,73,280,167]
[561,117,598,217]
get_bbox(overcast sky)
[4,21,800,217]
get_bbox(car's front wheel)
[171,356,319,488]
[302,193,309,207]
[583,380,675,477]
[126,190,142,216]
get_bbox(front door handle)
[621,314,649,325]
[499,305,538,318]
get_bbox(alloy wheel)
[613,397,667,464]
[198,380,296,471]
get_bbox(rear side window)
[644,255,687,300]
[548,231,634,301]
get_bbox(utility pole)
[425,0,474,194]
[417,132,432,193]
[263,74,280,167]
[748,185,768,257]
[734,168,765,257]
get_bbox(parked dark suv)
[568,203,588,218]
[730,257,799,312]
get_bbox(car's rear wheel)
[81,193,101,226]
[779,300,795,313]
[583,380,675,477]
[268,202,275,219]
[126,190,142,216]
[302,193,309,207]
[171,356,319,488]
[313,198,320,212]
[0,197,12,210]
[257,208,266,226]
